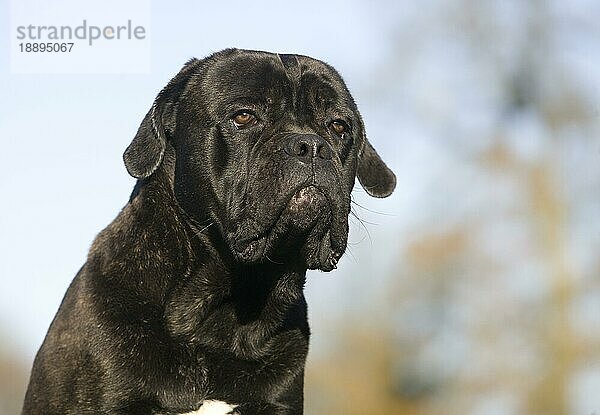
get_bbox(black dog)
[22,49,395,415]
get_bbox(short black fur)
[22,49,395,415]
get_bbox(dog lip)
[234,236,267,261]
[233,232,267,253]
[294,184,328,205]
[290,185,325,204]
[230,184,333,263]
[284,185,330,226]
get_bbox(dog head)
[123,49,395,271]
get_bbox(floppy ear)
[357,139,396,198]
[123,58,199,179]
[123,105,167,179]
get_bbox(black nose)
[283,134,332,163]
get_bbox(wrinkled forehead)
[193,51,355,114]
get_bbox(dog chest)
[180,400,237,415]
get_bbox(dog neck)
[95,168,310,358]
[165,260,309,359]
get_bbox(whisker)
[180,209,215,237]
[350,198,396,217]
[350,209,373,247]
[264,253,283,265]
[350,211,380,226]
[345,245,358,263]
[197,222,214,234]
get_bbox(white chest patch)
[180,400,238,415]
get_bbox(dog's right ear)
[123,59,199,179]
[123,104,167,179]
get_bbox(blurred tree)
[0,333,28,415]
[306,0,600,414]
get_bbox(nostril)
[317,144,332,160]
[284,134,332,162]
[298,142,309,157]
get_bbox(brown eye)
[232,111,256,128]
[330,120,347,135]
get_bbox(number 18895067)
[19,43,74,52]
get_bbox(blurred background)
[1,0,600,414]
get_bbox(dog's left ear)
[123,59,199,179]
[357,139,396,198]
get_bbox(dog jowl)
[23,49,395,415]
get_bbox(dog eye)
[329,120,349,136]
[232,111,257,129]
